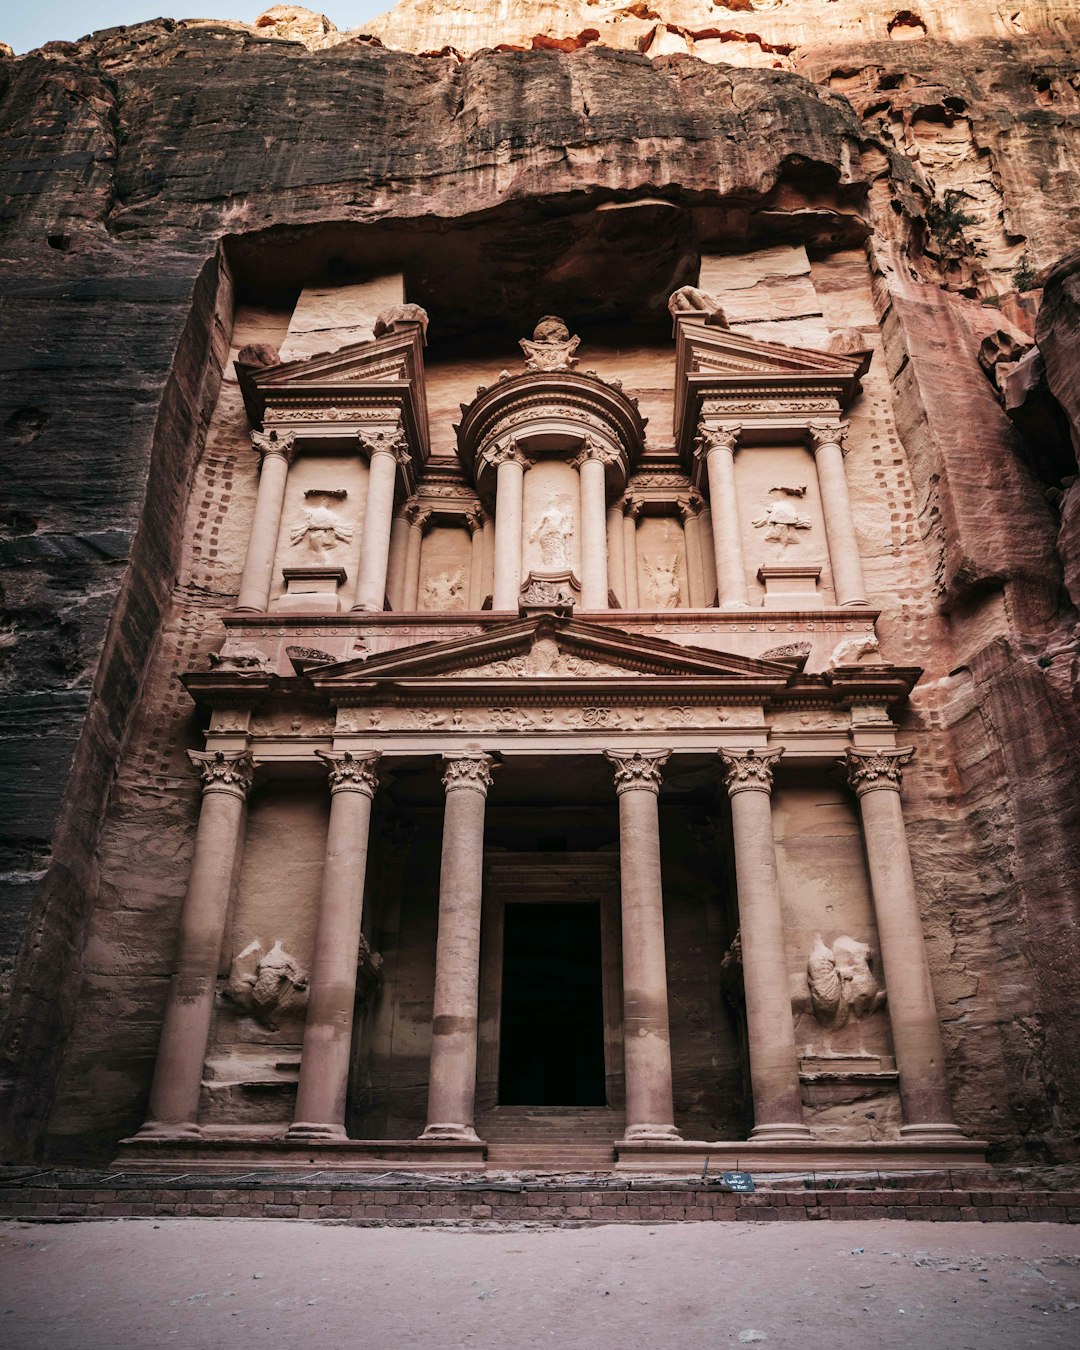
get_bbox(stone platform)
[2,1169,1077,1225]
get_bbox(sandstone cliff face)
[1,10,1078,1161]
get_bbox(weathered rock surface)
[1,10,1079,1162]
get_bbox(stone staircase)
[477,1107,623,1172]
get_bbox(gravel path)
[2,1219,1079,1349]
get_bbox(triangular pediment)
[248,328,422,392]
[309,616,801,689]
[678,324,870,384]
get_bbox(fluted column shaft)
[137,751,254,1136]
[353,434,404,612]
[810,422,867,607]
[605,751,680,1142]
[237,432,294,611]
[574,441,614,610]
[719,748,811,1141]
[421,754,494,1141]
[288,752,380,1142]
[846,748,961,1138]
[488,441,532,612]
[697,424,749,609]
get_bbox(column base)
[419,1123,481,1143]
[284,1122,348,1143]
[350,601,383,613]
[839,597,871,608]
[129,1121,203,1142]
[898,1122,968,1142]
[749,1123,814,1143]
[621,1123,682,1143]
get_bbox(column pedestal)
[287,752,379,1143]
[719,748,811,1142]
[134,750,254,1139]
[605,751,680,1143]
[846,748,964,1139]
[236,432,294,612]
[421,754,494,1142]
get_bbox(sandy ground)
[2,1219,1079,1349]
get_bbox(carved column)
[845,748,963,1138]
[467,508,485,610]
[718,748,811,1141]
[698,507,718,606]
[353,431,405,612]
[287,752,380,1143]
[487,440,533,612]
[386,501,413,610]
[605,751,681,1142]
[480,511,495,606]
[607,500,627,607]
[809,422,868,607]
[573,437,616,610]
[402,503,431,611]
[136,750,254,1137]
[622,496,642,609]
[678,492,708,607]
[236,431,295,612]
[421,753,494,1141]
[696,424,749,609]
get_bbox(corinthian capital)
[441,752,495,796]
[843,746,914,796]
[360,425,409,464]
[695,423,741,459]
[251,429,295,463]
[188,749,254,798]
[571,434,620,469]
[676,491,705,522]
[604,750,671,796]
[317,749,380,797]
[807,420,850,455]
[481,437,534,471]
[718,747,782,796]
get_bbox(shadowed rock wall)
[1,16,1078,1161]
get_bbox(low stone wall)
[2,1174,1078,1224]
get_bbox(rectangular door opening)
[498,901,607,1107]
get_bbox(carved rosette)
[188,749,255,799]
[481,437,534,472]
[695,422,741,459]
[317,749,381,798]
[441,753,495,796]
[718,747,783,796]
[807,420,850,455]
[604,750,671,796]
[251,429,296,463]
[843,746,914,796]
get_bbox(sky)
[3,3,389,54]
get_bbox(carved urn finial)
[519,316,581,373]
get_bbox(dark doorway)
[498,902,607,1106]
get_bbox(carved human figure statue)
[529,495,574,568]
[224,939,309,1030]
[752,497,811,547]
[422,568,466,611]
[290,504,353,556]
[806,934,885,1030]
[642,553,682,608]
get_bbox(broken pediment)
[236,323,430,461]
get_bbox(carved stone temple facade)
[93,287,984,1175]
